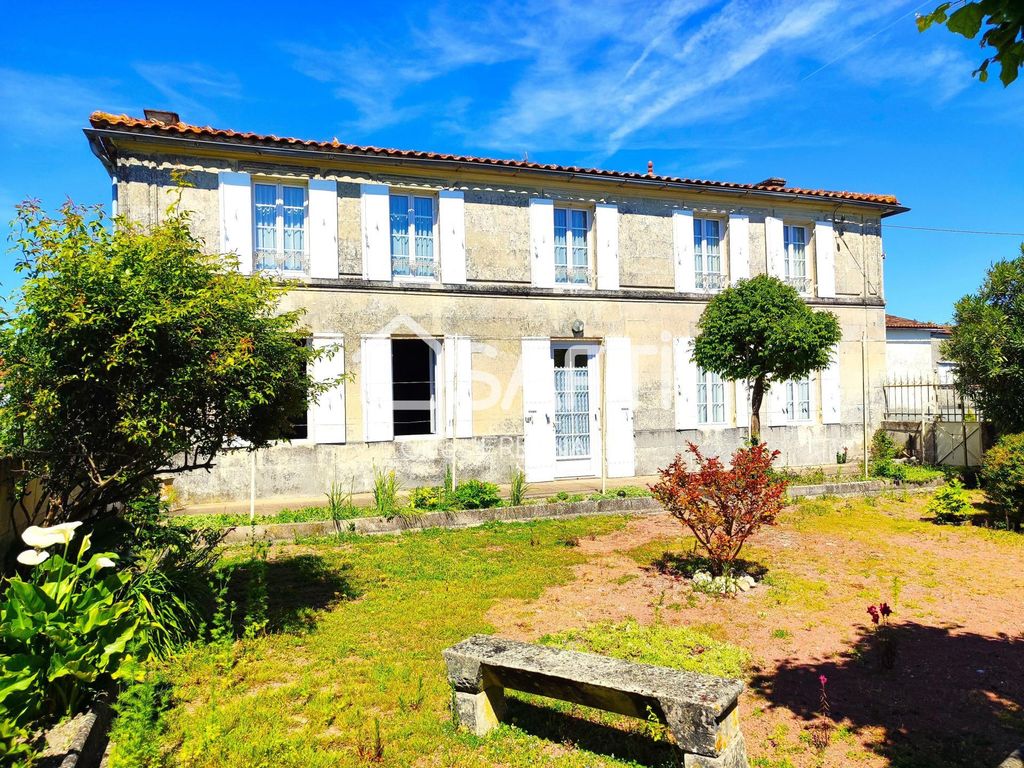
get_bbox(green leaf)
[946,3,984,37]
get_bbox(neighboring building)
[885,314,954,383]
[85,110,907,502]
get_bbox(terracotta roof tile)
[886,314,951,331]
[88,111,904,208]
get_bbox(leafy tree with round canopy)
[943,245,1024,433]
[0,200,331,532]
[692,275,842,440]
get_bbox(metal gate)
[882,377,986,466]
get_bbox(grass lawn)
[117,491,1024,768]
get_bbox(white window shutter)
[604,336,635,477]
[521,337,555,481]
[765,216,785,280]
[673,336,698,430]
[218,171,252,274]
[360,335,393,442]
[529,199,555,288]
[309,334,345,444]
[728,214,750,284]
[766,382,788,427]
[439,190,467,285]
[361,184,391,281]
[821,346,841,424]
[673,209,695,292]
[595,203,619,290]
[443,336,473,438]
[815,220,836,298]
[308,179,339,279]
[735,380,750,430]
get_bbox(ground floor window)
[392,338,438,436]
[697,368,726,424]
[554,347,591,458]
[786,377,811,422]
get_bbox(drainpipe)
[861,215,870,480]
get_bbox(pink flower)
[819,674,828,686]
[879,602,892,618]
[867,605,880,624]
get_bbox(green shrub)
[408,485,453,512]
[869,429,902,478]
[901,465,945,484]
[107,674,171,768]
[450,479,502,510]
[372,467,401,517]
[981,433,1024,531]
[1,527,154,729]
[927,479,972,525]
[508,468,529,507]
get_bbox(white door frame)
[551,341,601,479]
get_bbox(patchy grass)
[541,619,749,678]
[175,505,368,529]
[140,515,730,767]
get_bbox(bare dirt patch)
[487,494,1024,767]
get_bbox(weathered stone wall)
[109,144,892,502]
[112,149,886,302]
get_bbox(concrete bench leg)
[683,732,748,768]
[452,686,506,736]
[663,701,747,768]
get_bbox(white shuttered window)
[254,182,307,273]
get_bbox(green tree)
[0,200,329,530]
[692,275,841,440]
[943,245,1024,433]
[918,0,1024,85]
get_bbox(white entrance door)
[552,343,601,478]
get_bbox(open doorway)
[392,338,438,436]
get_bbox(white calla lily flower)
[95,557,117,569]
[21,525,71,549]
[17,549,50,566]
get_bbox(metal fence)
[882,376,979,422]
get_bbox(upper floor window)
[254,182,307,273]
[390,194,436,279]
[554,207,590,285]
[697,368,726,425]
[786,377,811,422]
[783,225,809,293]
[694,218,724,291]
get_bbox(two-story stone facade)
[85,111,907,503]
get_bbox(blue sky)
[2,0,1022,322]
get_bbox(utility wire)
[883,224,1024,236]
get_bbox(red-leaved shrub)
[650,442,788,575]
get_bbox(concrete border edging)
[219,479,943,544]
[45,692,112,768]
[221,496,660,544]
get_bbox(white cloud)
[133,62,241,123]
[282,0,982,160]
[0,68,123,143]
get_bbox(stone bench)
[443,635,748,768]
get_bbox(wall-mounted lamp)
[571,319,585,337]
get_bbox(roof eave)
[84,126,909,217]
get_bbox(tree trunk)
[750,376,766,443]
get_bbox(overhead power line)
[883,224,1024,237]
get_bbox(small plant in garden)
[508,467,529,507]
[866,601,897,670]
[356,717,385,763]
[868,429,909,480]
[450,479,502,510]
[980,432,1024,531]
[809,673,833,750]
[650,442,787,576]
[325,481,355,522]
[927,479,971,525]
[372,467,401,518]
[0,523,154,731]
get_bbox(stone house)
[85,110,907,502]
[884,314,953,383]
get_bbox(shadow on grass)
[751,621,1024,768]
[503,695,679,767]
[230,554,360,634]
[646,551,769,581]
